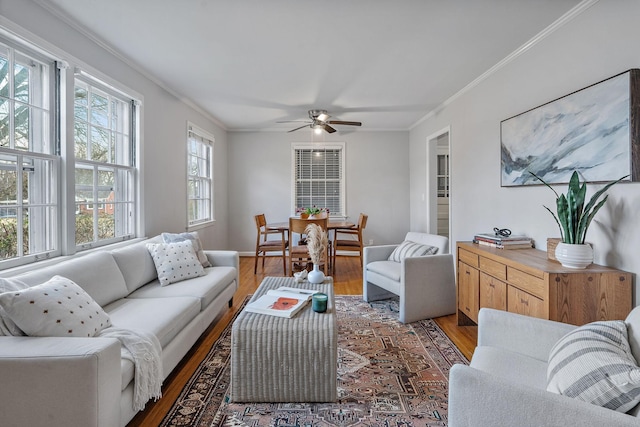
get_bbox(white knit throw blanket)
[99,327,163,411]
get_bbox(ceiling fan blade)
[327,120,362,126]
[323,124,337,133]
[288,124,311,133]
[277,120,311,123]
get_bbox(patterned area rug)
[160,296,468,427]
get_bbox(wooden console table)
[457,242,632,326]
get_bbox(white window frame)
[0,39,60,268]
[291,142,346,217]
[187,122,214,230]
[73,74,137,250]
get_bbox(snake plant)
[530,171,628,244]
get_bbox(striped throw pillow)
[388,240,438,262]
[547,320,640,412]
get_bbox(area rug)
[160,296,468,427]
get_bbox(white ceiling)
[42,0,582,132]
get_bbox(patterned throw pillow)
[547,320,640,412]
[388,240,438,262]
[162,231,211,267]
[0,276,112,337]
[147,240,205,286]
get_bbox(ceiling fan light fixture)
[316,112,330,122]
[313,125,323,134]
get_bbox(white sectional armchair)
[363,232,456,323]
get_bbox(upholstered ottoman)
[230,276,337,402]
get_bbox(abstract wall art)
[501,69,640,186]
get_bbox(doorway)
[427,127,450,239]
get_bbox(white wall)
[410,0,640,305]
[227,131,410,253]
[1,1,230,250]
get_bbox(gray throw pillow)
[162,231,211,267]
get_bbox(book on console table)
[474,232,532,244]
[473,239,533,250]
[244,287,320,318]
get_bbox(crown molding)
[32,0,227,131]
[410,0,600,130]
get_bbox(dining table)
[267,217,356,275]
[266,218,355,241]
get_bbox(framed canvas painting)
[501,69,640,186]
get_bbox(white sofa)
[449,307,640,427]
[363,232,456,323]
[0,236,239,427]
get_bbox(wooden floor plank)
[127,255,477,426]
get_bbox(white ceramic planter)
[555,242,593,269]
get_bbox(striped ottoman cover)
[230,276,337,402]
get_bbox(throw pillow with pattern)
[147,240,205,286]
[547,320,640,412]
[388,240,438,262]
[0,275,112,337]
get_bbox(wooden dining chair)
[289,216,330,275]
[332,213,368,272]
[254,214,288,275]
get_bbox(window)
[74,77,136,249]
[0,41,58,264]
[187,124,213,227]
[292,143,345,216]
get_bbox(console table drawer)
[479,256,506,281]
[508,286,547,319]
[459,248,478,268]
[507,266,546,299]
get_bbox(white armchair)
[448,308,640,427]
[363,232,456,323]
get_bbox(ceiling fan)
[278,110,362,134]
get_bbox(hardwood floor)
[127,255,477,426]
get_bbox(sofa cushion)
[162,231,211,268]
[127,266,236,311]
[13,251,129,307]
[0,276,112,337]
[103,296,200,348]
[111,237,161,294]
[547,320,640,412]
[471,346,548,390]
[388,240,438,262]
[147,241,205,286]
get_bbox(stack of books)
[473,232,534,250]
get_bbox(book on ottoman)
[245,287,318,318]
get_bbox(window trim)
[186,122,214,230]
[290,142,346,218]
[0,39,60,268]
[73,74,137,251]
